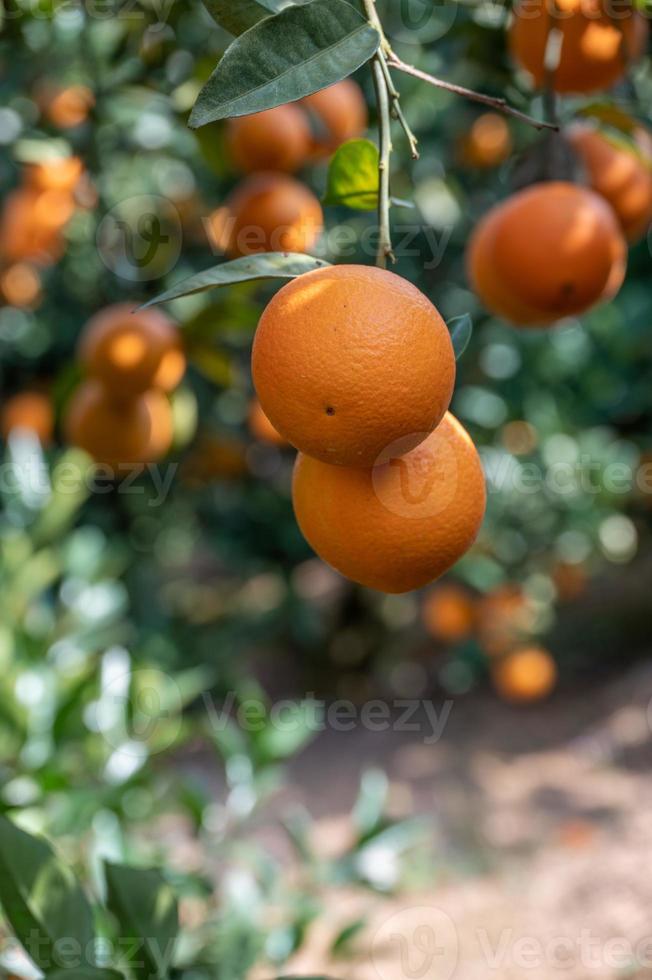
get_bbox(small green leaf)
[324,139,379,210]
[104,863,178,980]
[330,917,366,956]
[189,0,380,127]
[202,0,289,35]
[0,816,95,973]
[140,253,330,308]
[448,314,473,360]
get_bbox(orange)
[302,79,368,155]
[226,104,312,174]
[226,80,367,174]
[422,584,476,643]
[1,391,54,445]
[292,413,486,593]
[477,585,534,655]
[509,0,647,94]
[568,121,652,241]
[45,86,94,129]
[79,304,185,397]
[0,263,42,308]
[492,646,557,702]
[248,399,287,446]
[551,560,587,601]
[460,113,512,168]
[25,156,83,193]
[209,173,323,258]
[467,181,627,326]
[181,433,248,485]
[65,380,173,470]
[253,265,456,467]
[0,188,71,264]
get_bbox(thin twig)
[363,0,419,157]
[371,55,395,268]
[387,54,559,132]
[378,53,419,159]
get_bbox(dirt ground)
[265,659,652,980]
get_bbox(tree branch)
[386,54,559,132]
[371,55,395,268]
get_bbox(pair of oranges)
[0,156,84,300]
[423,583,558,702]
[252,264,486,594]
[468,0,652,327]
[206,80,367,259]
[65,305,186,471]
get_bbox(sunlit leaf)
[141,254,330,308]
[189,0,379,127]
[324,139,379,211]
[0,817,95,972]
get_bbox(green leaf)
[189,0,380,127]
[202,0,295,35]
[0,816,95,972]
[330,917,366,956]
[201,0,277,34]
[140,253,330,308]
[324,139,379,210]
[104,863,179,980]
[448,314,473,360]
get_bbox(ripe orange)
[492,646,557,703]
[0,262,42,308]
[65,380,173,469]
[292,413,486,593]
[568,122,652,242]
[477,585,534,655]
[226,80,367,174]
[467,181,627,326]
[44,86,95,129]
[0,188,71,264]
[24,156,83,193]
[422,584,476,643]
[302,79,368,155]
[209,174,323,258]
[253,265,456,467]
[79,304,186,397]
[248,399,287,446]
[181,433,248,485]
[226,104,312,174]
[460,113,512,168]
[509,0,647,94]
[1,391,54,445]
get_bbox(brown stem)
[387,54,559,132]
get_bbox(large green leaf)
[201,0,293,35]
[0,816,95,972]
[141,253,330,308]
[104,863,178,980]
[324,138,379,210]
[189,0,379,127]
